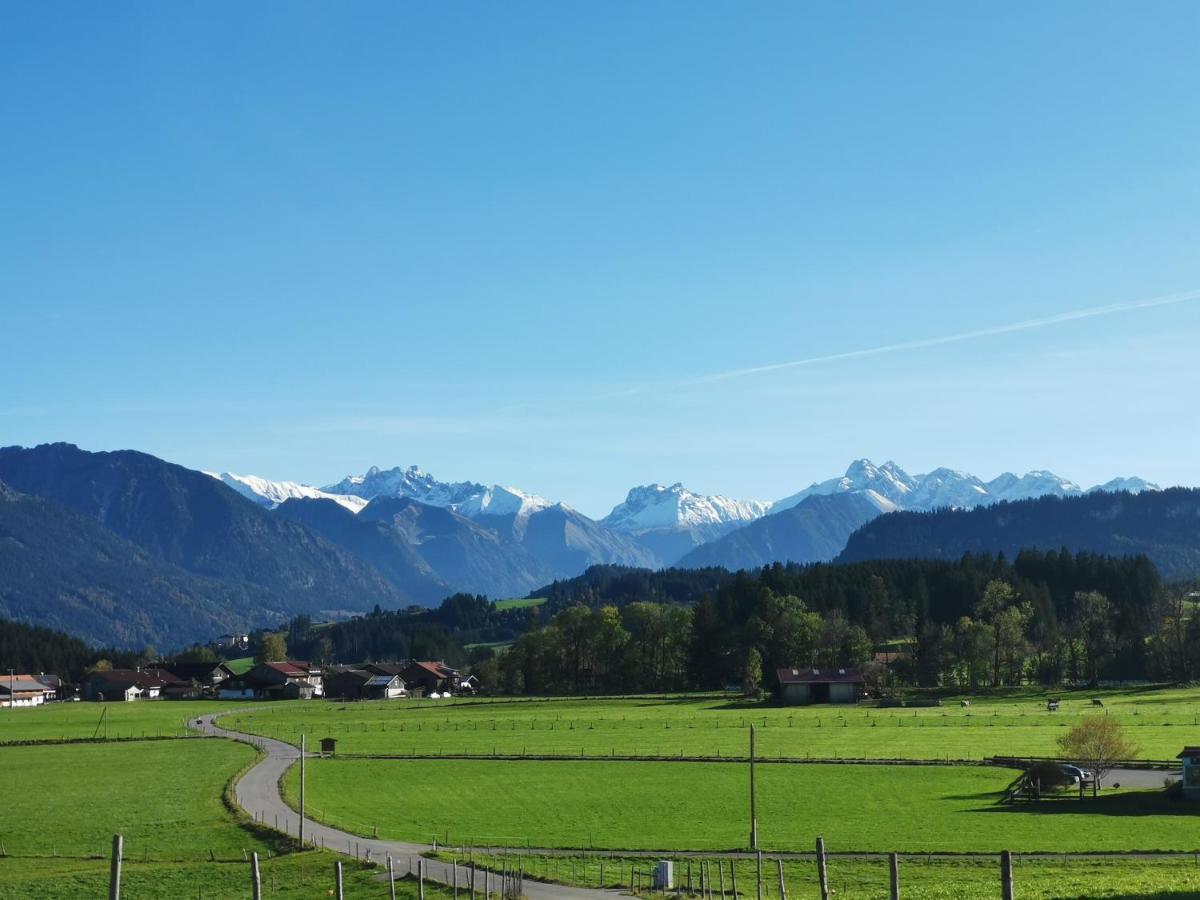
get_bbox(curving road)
[192,715,622,899]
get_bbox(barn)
[775,667,865,705]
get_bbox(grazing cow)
[1091,698,1104,708]
[960,699,971,708]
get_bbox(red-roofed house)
[245,661,324,698]
[401,660,465,697]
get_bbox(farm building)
[1179,748,1200,800]
[364,674,406,699]
[775,667,865,705]
[219,661,321,700]
[325,669,372,699]
[80,668,180,702]
[164,661,236,689]
[0,674,58,707]
[401,660,467,696]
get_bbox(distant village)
[1,658,478,706]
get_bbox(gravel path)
[193,715,624,899]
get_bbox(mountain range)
[0,442,1176,648]
[234,457,1160,572]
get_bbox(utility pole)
[7,670,13,710]
[749,724,758,850]
[300,734,306,846]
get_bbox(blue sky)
[3,3,1199,517]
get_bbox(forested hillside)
[838,488,1200,579]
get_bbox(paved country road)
[193,715,624,899]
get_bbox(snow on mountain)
[984,470,1082,503]
[603,483,772,533]
[324,465,555,521]
[774,459,916,511]
[906,468,991,510]
[208,472,369,513]
[324,465,486,508]
[771,460,1152,516]
[1087,477,1161,495]
[456,485,553,519]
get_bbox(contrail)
[598,288,1200,399]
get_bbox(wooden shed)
[775,667,865,705]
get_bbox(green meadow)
[0,853,445,900]
[449,850,1200,900]
[0,699,238,743]
[0,739,271,860]
[224,688,1200,761]
[283,758,1195,853]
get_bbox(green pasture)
[224,688,1200,761]
[0,700,240,743]
[493,597,546,611]
[225,656,256,675]
[447,850,1200,900]
[284,758,1196,853]
[0,852,446,900]
[0,739,272,860]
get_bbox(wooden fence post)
[334,860,344,900]
[719,858,727,900]
[729,860,739,899]
[756,851,763,900]
[471,861,477,900]
[251,851,262,900]
[889,853,899,900]
[388,855,397,900]
[419,859,426,900]
[454,860,459,900]
[109,834,123,900]
[776,858,786,900]
[815,838,829,900]
[1001,851,1014,900]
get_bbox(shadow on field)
[975,790,1190,819]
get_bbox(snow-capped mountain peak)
[774,458,916,511]
[208,472,368,513]
[1087,476,1161,495]
[323,465,486,508]
[603,482,772,533]
[772,459,1158,515]
[455,485,553,519]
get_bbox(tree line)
[470,550,1198,695]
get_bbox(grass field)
[445,850,1200,900]
[493,597,547,610]
[282,758,1194,853]
[223,688,1200,761]
[0,739,273,860]
[0,700,240,743]
[0,852,446,900]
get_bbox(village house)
[400,660,466,696]
[80,668,177,702]
[363,673,407,700]
[0,673,59,707]
[325,666,408,700]
[218,660,321,700]
[775,667,865,705]
[164,661,236,690]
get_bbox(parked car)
[1061,764,1093,783]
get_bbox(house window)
[1186,763,1200,787]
